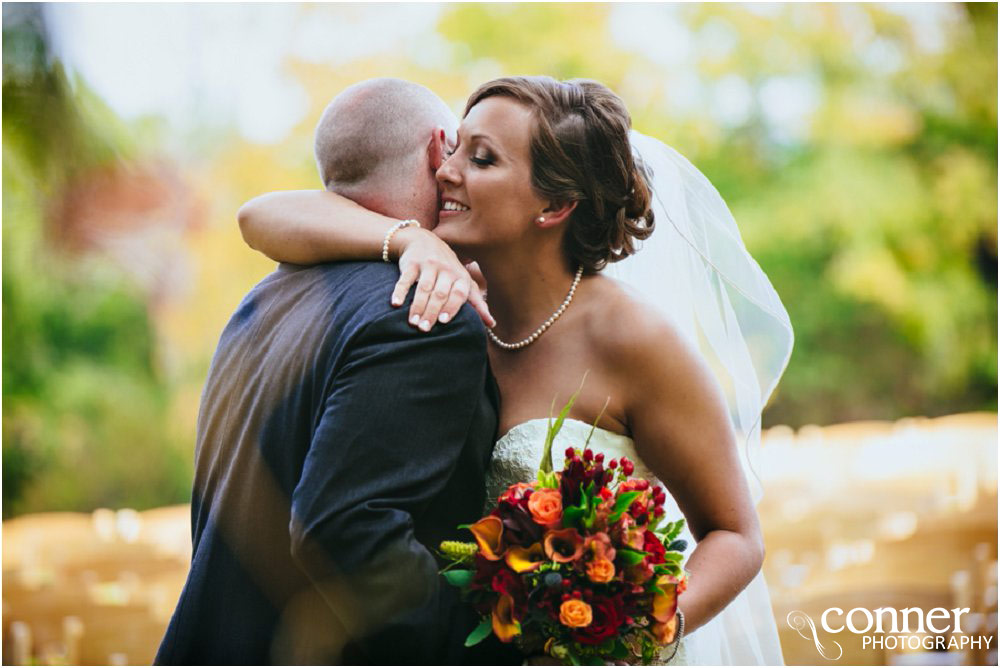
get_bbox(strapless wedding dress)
[487,418,785,666]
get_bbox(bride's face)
[433,96,548,258]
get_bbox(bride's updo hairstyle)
[465,76,654,273]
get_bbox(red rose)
[471,552,504,590]
[492,567,522,598]
[572,593,627,645]
[642,530,666,564]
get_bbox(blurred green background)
[3,3,996,518]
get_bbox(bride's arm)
[237,190,494,329]
[620,314,764,635]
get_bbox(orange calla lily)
[469,515,505,560]
[543,528,585,563]
[652,576,678,622]
[651,615,678,644]
[505,542,546,573]
[492,594,521,642]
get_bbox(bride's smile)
[434,96,551,263]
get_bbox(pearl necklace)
[487,267,583,350]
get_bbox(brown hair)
[465,76,654,273]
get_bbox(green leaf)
[608,490,641,523]
[618,548,648,566]
[579,481,599,529]
[568,650,582,666]
[563,504,586,528]
[464,618,493,647]
[667,538,688,553]
[662,518,686,543]
[583,395,611,449]
[539,371,589,474]
[609,640,630,660]
[443,569,475,588]
[536,469,559,488]
[583,656,605,665]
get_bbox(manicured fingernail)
[419,320,431,331]
[391,297,401,306]
[410,315,420,325]
[439,312,450,323]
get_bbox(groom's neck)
[332,179,421,223]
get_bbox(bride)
[239,76,792,664]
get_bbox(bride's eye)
[471,151,495,167]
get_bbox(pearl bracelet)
[381,219,420,263]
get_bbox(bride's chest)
[488,342,629,436]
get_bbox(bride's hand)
[391,227,495,331]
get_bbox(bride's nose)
[436,152,461,187]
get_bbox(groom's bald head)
[315,79,457,200]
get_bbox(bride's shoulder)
[580,276,699,374]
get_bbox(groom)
[156,79,517,665]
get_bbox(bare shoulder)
[580,276,702,379]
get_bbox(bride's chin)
[433,223,470,248]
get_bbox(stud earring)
[536,216,546,224]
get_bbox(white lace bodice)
[486,418,693,664]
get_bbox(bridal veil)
[604,131,795,664]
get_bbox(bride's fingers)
[468,287,495,328]
[437,278,472,325]
[392,264,420,307]
[408,268,437,328]
[418,272,455,330]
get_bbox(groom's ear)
[535,200,578,229]
[428,127,448,171]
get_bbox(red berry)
[562,578,571,588]
[608,459,618,469]
[626,616,634,625]
[595,453,605,463]
[562,593,571,601]
[583,449,593,461]
[572,590,582,599]
[565,447,575,458]
[623,462,635,476]
[654,507,665,517]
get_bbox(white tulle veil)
[606,130,794,503]
[603,131,794,665]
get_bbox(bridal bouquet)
[440,396,689,665]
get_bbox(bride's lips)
[440,196,470,218]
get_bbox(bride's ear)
[535,200,578,229]
[428,127,448,170]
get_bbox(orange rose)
[559,599,593,628]
[585,557,616,583]
[527,488,563,527]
